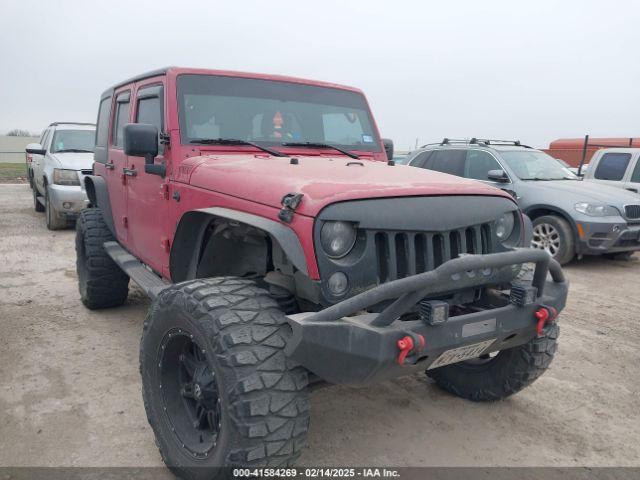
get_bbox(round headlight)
[495,212,515,241]
[320,221,357,259]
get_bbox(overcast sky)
[1,0,638,150]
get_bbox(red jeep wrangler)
[76,67,568,477]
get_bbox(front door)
[125,80,171,276]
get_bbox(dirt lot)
[1,183,639,468]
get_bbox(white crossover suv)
[26,122,95,230]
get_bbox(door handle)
[123,167,137,177]
[626,188,638,193]
[105,161,115,170]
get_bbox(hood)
[523,179,640,207]
[49,152,94,170]
[183,155,514,216]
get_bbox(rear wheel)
[75,208,129,309]
[45,185,67,230]
[427,323,559,401]
[531,215,575,265]
[140,278,309,479]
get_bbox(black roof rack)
[420,138,531,149]
[48,122,96,127]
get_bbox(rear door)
[125,79,171,275]
[106,88,132,243]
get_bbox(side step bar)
[103,241,169,299]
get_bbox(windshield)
[500,150,578,180]
[50,129,95,153]
[177,74,380,152]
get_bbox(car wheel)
[531,215,575,265]
[427,323,559,401]
[45,185,67,230]
[140,277,309,478]
[76,208,129,309]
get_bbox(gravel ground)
[1,183,639,468]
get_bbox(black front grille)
[625,205,640,220]
[80,169,93,175]
[372,224,493,283]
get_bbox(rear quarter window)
[594,152,631,181]
[428,150,466,177]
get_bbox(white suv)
[26,122,95,230]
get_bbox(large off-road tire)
[45,185,67,230]
[33,185,44,212]
[75,208,129,309]
[427,323,559,402]
[531,215,575,265]
[140,278,309,479]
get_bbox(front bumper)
[286,248,568,385]
[577,219,640,254]
[48,184,90,218]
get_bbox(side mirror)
[123,123,158,160]
[25,143,46,155]
[123,123,165,177]
[382,138,394,161]
[488,169,509,183]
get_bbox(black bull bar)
[285,248,568,385]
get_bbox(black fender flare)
[170,207,308,283]
[524,204,578,238]
[84,175,116,237]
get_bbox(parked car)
[391,154,409,164]
[75,68,567,476]
[582,148,640,194]
[26,122,95,230]
[406,138,640,264]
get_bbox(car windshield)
[50,129,95,153]
[500,150,578,180]
[177,74,380,152]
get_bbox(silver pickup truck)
[582,148,640,194]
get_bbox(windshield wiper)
[189,138,287,157]
[55,149,93,153]
[281,142,359,159]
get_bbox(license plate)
[427,339,496,370]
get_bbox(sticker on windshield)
[362,134,374,143]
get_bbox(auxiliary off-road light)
[419,300,449,325]
[510,284,538,306]
[327,272,349,296]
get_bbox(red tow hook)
[535,306,558,335]
[396,333,426,365]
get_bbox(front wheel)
[140,278,309,479]
[531,215,575,265]
[427,323,559,401]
